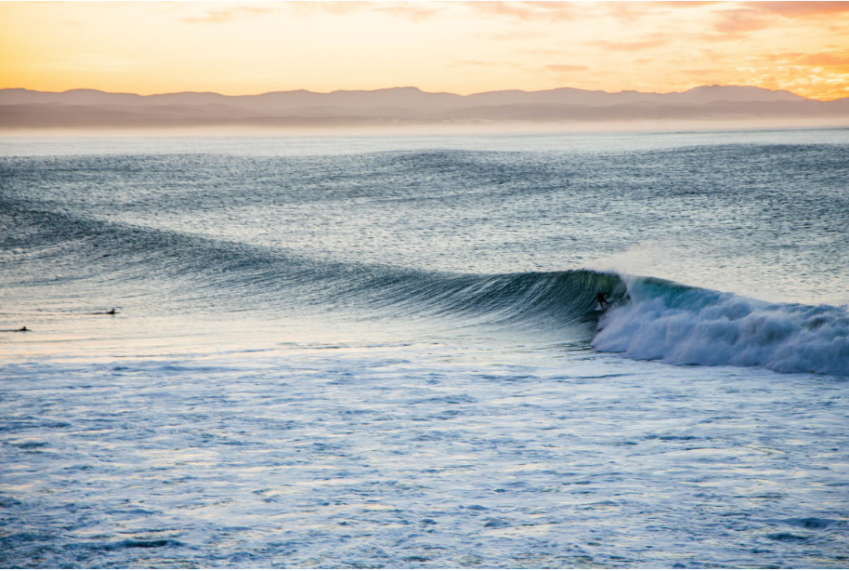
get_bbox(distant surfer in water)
[92,308,118,315]
[18,326,28,332]
[596,292,610,310]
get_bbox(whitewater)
[1,129,848,568]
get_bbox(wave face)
[0,194,625,334]
[383,269,627,329]
[593,277,849,377]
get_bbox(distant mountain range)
[2,85,848,130]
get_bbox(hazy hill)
[1,85,846,130]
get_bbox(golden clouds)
[590,37,669,51]
[547,65,590,73]
[798,52,849,66]
[462,2,578,22]
[0,2,846,100]
[182,6,276,25]
[752,1,849,17]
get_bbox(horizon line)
[1,83,825,101]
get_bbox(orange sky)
[1,1,848,100]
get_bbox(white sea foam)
[594,277,849,377]
[2,344,848,568]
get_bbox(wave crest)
[593,277,849,377]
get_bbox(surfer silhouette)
[596,292,610,310]
[18,326,28,332]
[93,308,118,315]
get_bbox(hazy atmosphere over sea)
[2,85,849,132]
[1,129,848,567]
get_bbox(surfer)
[18,326,28,332]
[92,308,118,315]
[596,292,610,310]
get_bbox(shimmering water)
[1,130,848,567]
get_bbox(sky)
[1,1,848,100]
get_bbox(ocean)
[1,129,848,568]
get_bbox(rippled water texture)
[1,130,848,567]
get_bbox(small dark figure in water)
[106,308,117,315]
[18,326,28,332]
[596,292,610,309]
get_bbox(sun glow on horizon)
[1,1,848,100]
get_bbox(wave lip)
[593,277,849,377]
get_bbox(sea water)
[1,130,848,568]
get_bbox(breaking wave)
[593,276,849,377]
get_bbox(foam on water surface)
[594,276,849,377]
[2,344,848,568]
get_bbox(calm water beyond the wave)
[1,129,848,568]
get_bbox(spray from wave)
[593,276,849,377]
